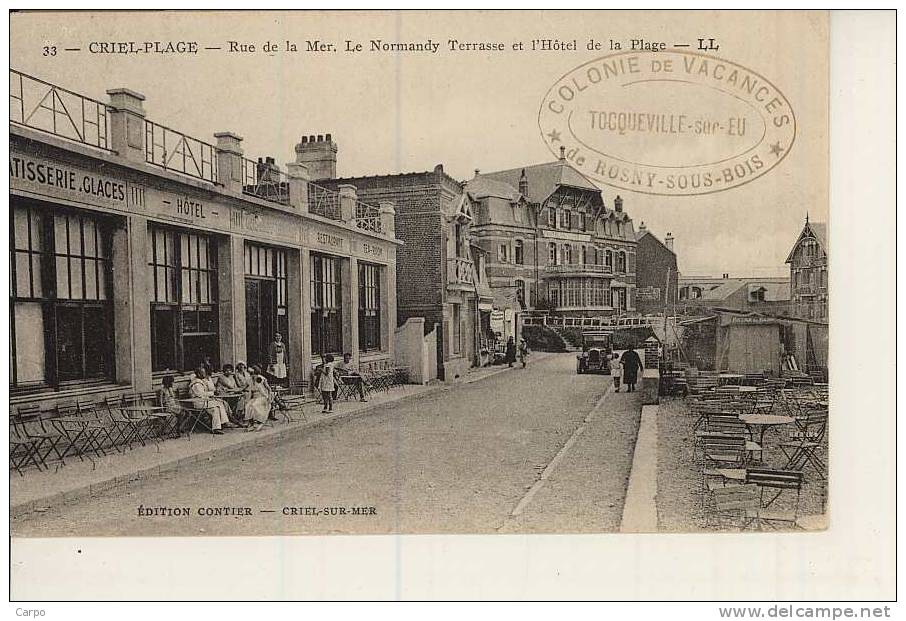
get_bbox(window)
[547,207,557,228]
[498,243,509,263]
[149,226,219,372]
[580,245,587,265]
[578,212,586,231]
[549,283,560,308]
[563,244,572,265]
[311,253,343,358]
[560,210,572,229]
[454,223,464,258]
[605,250,613,270]
[616,251,627,273]
[358,263,382,352]
[549,242,558,266]
[515,239,524,265]
[451,303,462,354]
[10,204,114,389]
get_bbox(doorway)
[245,278,276,367]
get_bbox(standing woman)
[268,332,288,387]
[505,336,516,368]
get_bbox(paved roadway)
[12,353,643,536]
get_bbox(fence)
[240,157,291,206]
[307,182,342,221]
[355,201,383,233]
[144,119,218,184]
[9,69,111,150]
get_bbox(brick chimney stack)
[295,133,337,180]
[519,169,528,197]
[664,232,674,251]
[614,195,623,212]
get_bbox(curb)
[619,404,660,533]
[10,352,566,520]
[10,384,446,519]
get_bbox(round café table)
[739,413,795,448]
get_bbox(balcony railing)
[355,201,383,233]
[145,119,218,184]
[307,182,342,221]
[447,257,474,286]
[545,263,615,275]
[9,69,111,150]
[240,157,290,206]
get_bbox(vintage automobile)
[577,330,613,374]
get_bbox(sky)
[10,10,829,277]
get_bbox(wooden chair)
[705,483,760,529]
[745,468,804,528]
[700,434,748,469]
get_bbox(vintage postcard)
[5,8,896,602]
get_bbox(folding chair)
[780,410,828,479]
[76,399,120,454]
[280,381,316,423]
[704,483,761,530]
[745,468,804,529]
[9,418,46,474]
[16,405,70,467]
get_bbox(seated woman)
[215,363,247,425]
[188,366,233,434]
[244,365,274,431]
[157,375,183,436]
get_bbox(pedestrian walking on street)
[608,353,623,392]
[620,348,643,392]
[318,354,338,413]
[505,336,516,368]
[518,338,530,368]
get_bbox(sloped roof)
[785,220,828,263]
[636,229,676,256]
[700,280,748,301]
[478,160,600,204]
[747,282,791,302]
[464,176,521,201]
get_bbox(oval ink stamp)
[538,50,796,197]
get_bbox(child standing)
[608,353,623,392]
[318,354,337,413]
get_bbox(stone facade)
[466,154,638,318]
[634,224,678,315]
[316,166,482,380]
[8,70,399,409]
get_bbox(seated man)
[335,352,368,402]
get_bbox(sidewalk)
[11,356,553,518]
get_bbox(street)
[11,353,643,536]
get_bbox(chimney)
[518,169,528,197]
[614,195,623,212]
[664,232,674,251]
[638,220,647,234]
[474,168,480,177]
[723,273,729,279]
[559,146,566,161]
[295,133,338,180]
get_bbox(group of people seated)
[157,361,283,435]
